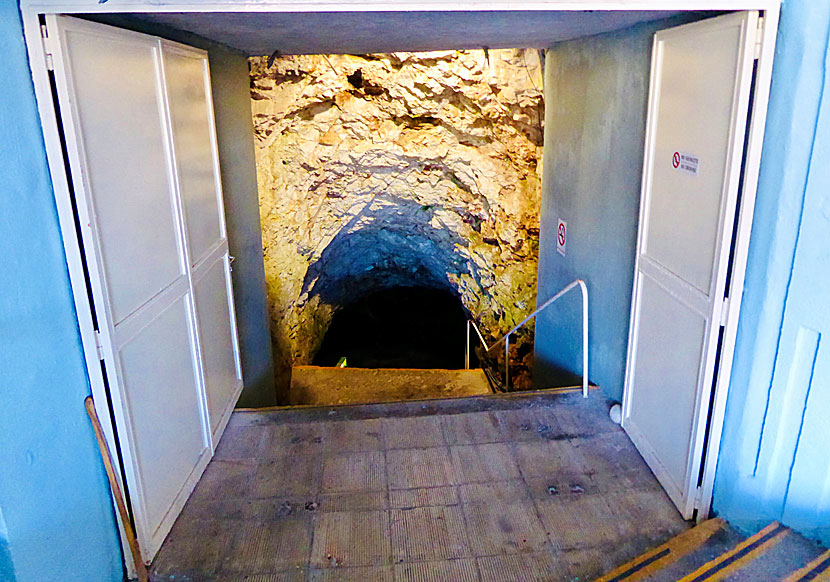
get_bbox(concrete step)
[595,519,829,582]
[288,366,492,406]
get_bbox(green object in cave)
[337,357,347,368]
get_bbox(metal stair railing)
[465,279,589,398]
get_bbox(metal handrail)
[465,279,589,397]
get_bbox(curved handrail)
[465,279,589,398]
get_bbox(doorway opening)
[313,286,471,370]
[251,48,544,401]
[22,5,779,575]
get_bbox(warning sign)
[557,219,567,257]
[672,151,700,176]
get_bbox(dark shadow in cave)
[298,194,484,308]
[313,286,477,369]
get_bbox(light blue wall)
[0,3,123,581]
[535,20,683,399]
[713,1,830,545]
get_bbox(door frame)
[20,0,779,574]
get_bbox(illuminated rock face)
[250,50,544,398]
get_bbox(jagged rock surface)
[250,50,544,399]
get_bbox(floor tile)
[607,489,687,543]
[319,490,389,513]
[389,486,458,509]
[225,517,311,572]
[152,394,686,582]
[263,422,326,457]
[552,401,615,437]
[383,416,445,449]
[387,447,455,489]
[395,558,479,582]
[457,480,528,505]
[450,443,521,484]
[390,505,470,561]
[568,433,644,480]
[476,552,566,582]
[215,571,306,582]
[513,439,585,479]
[559,547,613,581]
[441,412,503,445]
[191,460,256,502]
[309,565,394,581]
[310,511,391,568]
[523,474,598,501]
[322,451,386,492]
[494,408,566,442]
[324,419,383,453]
[253,456,322,498]
[462,500,549,556]
[214,425,268,460]
[153,518,235,580]
[536,494,619,550]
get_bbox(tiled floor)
[151,391,688,582]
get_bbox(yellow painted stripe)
[594,518,727,582]
[677,522,789,582]
[784,548,830,582]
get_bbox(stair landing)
[288,366,492,406]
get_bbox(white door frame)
[20,0,779,575]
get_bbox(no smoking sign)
[672,151,700,175]
[557,219,567,257]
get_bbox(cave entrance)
[290,285,496,406]
[313,286,474,370]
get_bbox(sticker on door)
[672,151,700,175]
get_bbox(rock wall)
[250,50,544,399]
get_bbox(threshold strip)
[679,522,788,582]
[595,518,726,582]
[785,549,830,582]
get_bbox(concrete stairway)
[288,366,493,406]
[595,518,830,582]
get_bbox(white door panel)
[194,254,243,434]
[628,275,707,498]
[162,40,243,438]
[118,295,207,535]
[643,25,745,294]
[62,27,183,324]
[49,15,243,561]
[163,46,225,265]
[623,11,758,519]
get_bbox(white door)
[622,12,759,519]
[48,16,242,560]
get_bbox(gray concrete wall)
[535,23,654,398]
[534,17,695,399]
[209,49,277,406]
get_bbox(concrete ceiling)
[129,11,683,55]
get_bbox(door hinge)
[754,16,765,60]
[40,23,54,71]
[720,296,731,327]
[94,330,105,360]
[693,486,704,510]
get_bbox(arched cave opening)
[312,286,478,370]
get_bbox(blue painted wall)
[0,3,123,581]
[535,20,679,399]
[714,1,830,545]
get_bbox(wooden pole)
[84,396,149,582]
